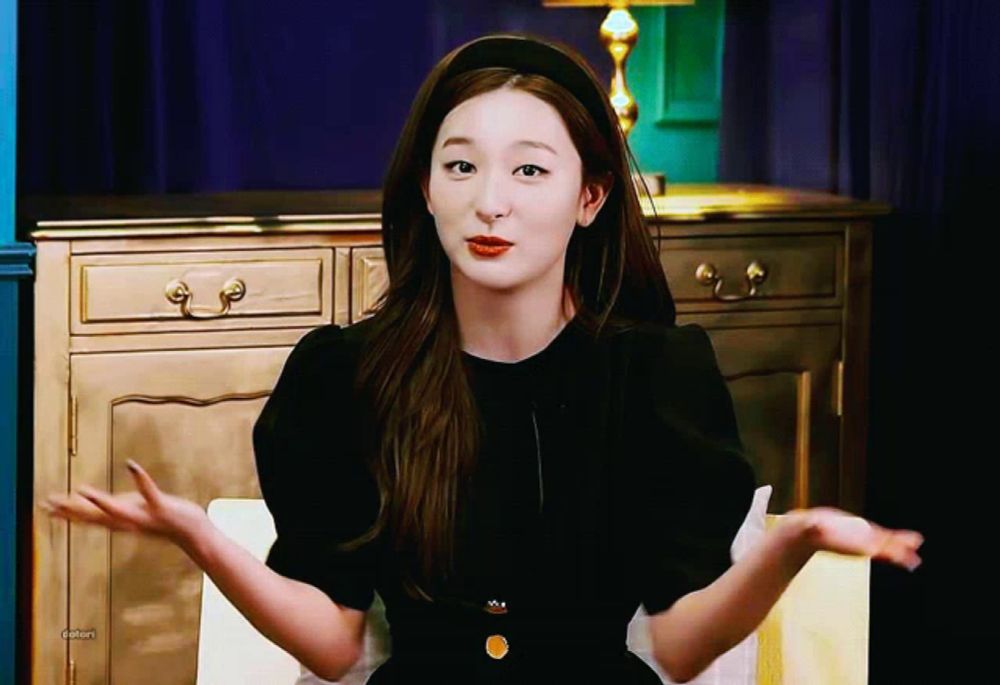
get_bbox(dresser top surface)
[23,184,890,240]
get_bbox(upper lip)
[467,235,514,246]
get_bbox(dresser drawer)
[659,233,843,311]
[70,248,334,334]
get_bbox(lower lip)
[467,242,512,257]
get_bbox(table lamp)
[543,0,696,196]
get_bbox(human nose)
[473,169,511,223]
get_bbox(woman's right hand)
[40,459,210,552]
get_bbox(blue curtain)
[719,1,999,680]
[17,0,436,194]
[16,0,610,199]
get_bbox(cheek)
[428,178,469,221]
[542,176,583,220]
[531,193,581,240]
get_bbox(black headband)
[438,32,616,141]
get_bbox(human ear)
[576,173,614,227]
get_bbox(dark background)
[18,0,1000,681]
[719,3,997,678]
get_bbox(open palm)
[40,459,208,549]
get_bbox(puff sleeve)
[252,324,380,611]
[635,323,757,616]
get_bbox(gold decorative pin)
[484,599,507,614]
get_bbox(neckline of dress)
[460,315,580,370]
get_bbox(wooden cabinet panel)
[70,248,334,334]
[703,324,842,512]
[65,346,291,684]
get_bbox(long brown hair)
[340,33,675,602]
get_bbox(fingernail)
[126,460,138,472]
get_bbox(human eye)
[444,160,475,175]
[516,164,549,178]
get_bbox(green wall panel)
[624,0,725,184]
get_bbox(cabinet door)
[66,345,293,684]
[701,324,842,513]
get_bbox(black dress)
[252,314,757,684]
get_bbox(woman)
[41,32,923,684]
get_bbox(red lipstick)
[467,235,513,257]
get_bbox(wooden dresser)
[23,184,887,684]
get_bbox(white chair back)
[195,498,303,684]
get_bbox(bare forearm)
[178,517,362,681]
[649,516,815,683]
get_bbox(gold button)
[485,633,509,659]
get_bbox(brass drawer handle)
[695,260,768,302]
[164,277,246,319]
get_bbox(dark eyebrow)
[440,136,558,156]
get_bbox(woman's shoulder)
[338,314,380,348]
[618,320,715,361]
[256,320,380,454]
[613,322,728,410]
[286,316,378,369]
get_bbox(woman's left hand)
[786,507,924,571]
